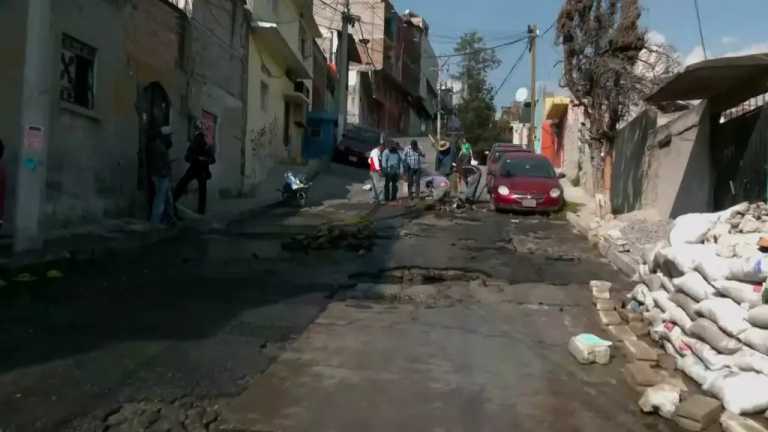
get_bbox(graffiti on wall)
[249,117,279,153]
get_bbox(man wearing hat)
[148,125,175,225]
[430,135,457,194]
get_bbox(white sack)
[704,371,768,415]
[670,212,722,246]
[659,273,676,293]
[645,241,670,270]
[656,244,716,278]
[705,222,732,244]
[720,411,768,432]
[717,233,763,259]
[732,346,768,375]
[748,305,768,328]
[678,354,726,386]
[629,283,654,307]
[644,308,665,328]
[673,272,718,302]
[740,327,768,356]
[688,318,744,354]
[651,291,674,313]
[695,298,751,337]
[639,384,681,419]
[665,306,694,331]
[694,253,734,283]
[727,255,768,283]
[683,336,734,371]
[651,321,688,350]
[670,292,699,321]
[713,280,764,308]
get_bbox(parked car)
[490,152,565,213]
[485,143,531,193]
[333,125,381,168]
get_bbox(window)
[260,81,269,112]
[60,34,96,110]
[500,158,556,179]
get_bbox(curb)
[566,211,640,281]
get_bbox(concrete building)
[244,0,321,188]
[1,0,249,247]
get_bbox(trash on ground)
[638,383,681,419]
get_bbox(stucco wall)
[0,0,29,233]
[644,102,713,219]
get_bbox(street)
[0,166,672,431]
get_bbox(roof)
[648,53,768,104]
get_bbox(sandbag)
[651,321,688,350]
[720,411,768,432]
[644,308,665,327]
[568,333,612,364]
[670,292,699,321]
[666,306,694,331]
[716,233,762,259]
[740,327,768,356]
[694,253,734,283]
[748,305,768,328]
[629,283,654,308]
[678,354,726,387]
[656,244,716,278]
[732,346,768,375]
[688,318,744,354]
[670,212,723,246]
[651,291,675,313]
[713,280,764,308]
[683,336,734,371]
[645,241,670,270]
[704,371,768,414]
[639,383,681,419]
[727,255,768,283]
[694,298,751,337]
[705,222,732,244]
[659,273,676,293]
[673,272,718,302]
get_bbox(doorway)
[137,82,171,216]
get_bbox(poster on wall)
[24,126,44,152]
[201,110,217,147]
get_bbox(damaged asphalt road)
[0,199,673,431]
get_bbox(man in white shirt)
[368,144,384,203]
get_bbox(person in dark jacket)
[381,140,403,202]
[173,121,216,214]
[148,126,175,225]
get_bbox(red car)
[485,143,531,193]
[490,152,565,213]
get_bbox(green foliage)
[453,32,502,148]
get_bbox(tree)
[453,32,501,150]
[556,0,673,193]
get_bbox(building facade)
[1,0,249,244]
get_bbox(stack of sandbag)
[630,203,768,415]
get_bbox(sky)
[394,0,768,109]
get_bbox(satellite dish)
[515,87,529,103]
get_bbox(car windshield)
[500,158,555,178]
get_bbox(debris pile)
[612,202,768,425]
[81,399,221,432]
[282,222,375,252]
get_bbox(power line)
[357,20,376,66]
[493,42,529,98]
[433,35,528,59]
[693,0,708,59]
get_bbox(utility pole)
[436,68,441,143]
[528,24,538,149]
[336,0,352,144]
[15,0,52,252]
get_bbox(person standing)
[381,140,403,202]
[367,143,384,203]
[174,121,215,215]
[148,126,175,225]
[403,139,424,200]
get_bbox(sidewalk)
[0,161,372,271]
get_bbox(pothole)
[341,267,502,306]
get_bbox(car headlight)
[550,188,562,198]
[497,185,510,196]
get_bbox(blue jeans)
[150,176,173,225]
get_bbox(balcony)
[285,80,311,105]
[251,20,311,79]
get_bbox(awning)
[648,53,768,104]
[252,22,312,79]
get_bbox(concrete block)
[658,353,677,371]
[629,321,650,336]
[598,310,623,326]
[594,299,616,311]
[607,325,637,342]
[624,362,662,388]
[598,238,611,256]
[675,395,722,429]
[619,307,643,323]
[623,339,659,363]
[674,416,705,431]
[591,280,612,300]
[606,248,640,281]
[720,411,768,432]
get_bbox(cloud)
[684,45,706,65]
[646,30,667,46]
[722,42,768,58]
[721,36,739,46]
